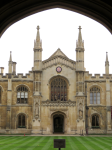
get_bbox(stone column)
[0,115,1,129]
[106,78,111,131]
[76,97,85,133]
[27,116,28,129]
[6,74,12,133]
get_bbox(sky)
[0,8,112,75]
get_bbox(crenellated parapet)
[0,72,33,81]
[85,71,112,81]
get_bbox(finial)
[37,25,40,30]
[106,52,108,61]
[78,26,82,30]
[9,51,12,61]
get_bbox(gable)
[49,48,68,59]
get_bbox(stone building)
[0,26,112,135]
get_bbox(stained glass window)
[51,77,67,101]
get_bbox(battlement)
[0,72,33,81]
[84,71,112,81]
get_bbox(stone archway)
[0,1,112,37]
[51,111,67,134]
[53,114,64,133]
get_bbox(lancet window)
[17,86,28,104]
[51,77,67,101]
[18,114,26,128]
[92,114,100,128]
[90,87,100,104]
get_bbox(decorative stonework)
[107,106,111,111]
[56,66,62,73]
[77,98,85,120]
[41,100,76,107]
[33,97,40,120]
[91,106,106,129]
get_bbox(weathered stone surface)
[0,26,111,134]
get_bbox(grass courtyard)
[0,136,112,150]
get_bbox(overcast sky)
[0,8,112,75]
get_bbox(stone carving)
[77,98,84,120]
[41,100,76,107]
[79,103,83,119]
[33,97,40,120]
[35,102,39,119]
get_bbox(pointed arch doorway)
[53,114,64,133]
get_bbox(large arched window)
[92,114,100,128]
[50,77,67,101]
[17,86,28,104]
[18,114,26,128]
[90,87,100,104]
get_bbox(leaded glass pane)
[25,92,28,98]
[21,92,24,98]
[90,87,100,104]
[90,92,93,104]
[17,86,28,104]
[17,92,20,98]
[94,93,96,104]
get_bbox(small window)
[90,87,100,104]
[92,114,100,128]
[17,86,28,104]
[18,114,26,128]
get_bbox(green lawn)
[0,136,112,150]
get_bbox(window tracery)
[51,77,67,101]
[17,86,28,104]
[90,87,100,104]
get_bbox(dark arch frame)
[53,114,64,133]
[17,113,26,128]
[51,111,67,134]
[0,1,112,37]
[91,113,100,129]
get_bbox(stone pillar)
[0,115,1,129]
[12,62,17,75]
[6,74,12,132]
[0,67,4,74]
[76,97,85,134]
[31,71,42,134]
[106,78,111,131]
[27,116,28,129]
[15,117,16,129]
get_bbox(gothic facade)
[0,26,112,135]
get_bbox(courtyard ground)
[0,136,112,150]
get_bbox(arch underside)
[0,0,112,37]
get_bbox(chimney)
[0,67,4,74]
[12,62,17,75]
